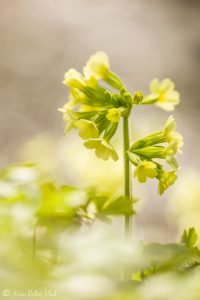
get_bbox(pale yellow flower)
[134,161,158,183]
[158,171,177,195]
[58,92,79,115]
[74,119,99,140]
[83,51,110,80]
[84,139,118,161]
[63,69,85,89]
[150,78,180,111]
[164,116,183,153]
[164,115,177,134]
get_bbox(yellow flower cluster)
[59,52,133,161]
[59,50,182,197]
[128,116,183,194]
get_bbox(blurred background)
[0,0,200,242]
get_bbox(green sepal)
[132,146,165,159]
[127,151,141,166]
[81,86,113,107]
[141,94,158,105]
[130,131,165,150]
[103,122,118,141]
[104,70,125,90]
[68,109,97,120]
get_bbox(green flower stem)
[123,116,132,238]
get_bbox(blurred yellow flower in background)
[168,170,200,239]
[18,133,123,198]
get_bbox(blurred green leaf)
[103,196,134,216]
[181,228,198,248]
[133,241,200,281]
[91,195,135,222]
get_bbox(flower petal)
[160,78,175,93]
[149,79,160,93]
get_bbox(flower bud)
[106,108,121,123]
[133,91,144,104]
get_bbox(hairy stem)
[123,116,132,238]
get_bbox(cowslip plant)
[59,51,183,238]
